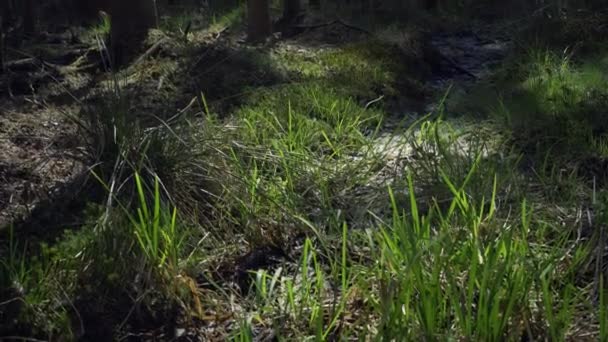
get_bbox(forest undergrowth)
[1,1,608,340]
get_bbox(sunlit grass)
[3,5,608,340]
[273,40,412,98]
[454,47,608,167]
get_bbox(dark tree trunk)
[0,16,4,73]
[425,0,439,10]
[283,0,301,21]
[0,0,13,28]
[109,0,156,65]
[247,0,271,42]
[22,0,34,36]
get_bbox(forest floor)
[0,14,509,234]
[1,3,608,341]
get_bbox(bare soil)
[0,33,95,231]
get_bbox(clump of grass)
[227,119,597,339]
[160,12,195,35]
[244,227,351,339]
[0,79,221,337]
[0,226,85,339]
[93,11,112,38]
[215,79,391,244]
[501,50,608,157]
[361,173,584,340]
[238,83,382,152]
[209,5,245,32]
[455,46,608,170]
[131,173,182,279]
[403,118,516,206]
[76,78,223,225]
[159,1,244,35]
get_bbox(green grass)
[160,4,245,36]
[273,40,415,98]
[452,46,608,173]
[225,115,599,340]
[3,4,608,340]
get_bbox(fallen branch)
[335,18,372,35]
[292,18,372,35]
[365,95,385,109]
[5,48,63,72]
[132,37,170,67]
[5,57,38,70]
[292,19,339,30]
[47,47,93,64]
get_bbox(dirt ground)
[0,19,204,233]
[0,34,94,230]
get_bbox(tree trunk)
[22,0,34,36]
[0,16,4,73]
[425,0,439,10]
[109,0,155,65]
[0,0,13,28]
[309,0,320,10]
[283,0,301,21]
[247,0,271,42]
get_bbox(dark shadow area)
[438,4,608,186]
[448,55,608,187]
[171,42,288,116]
